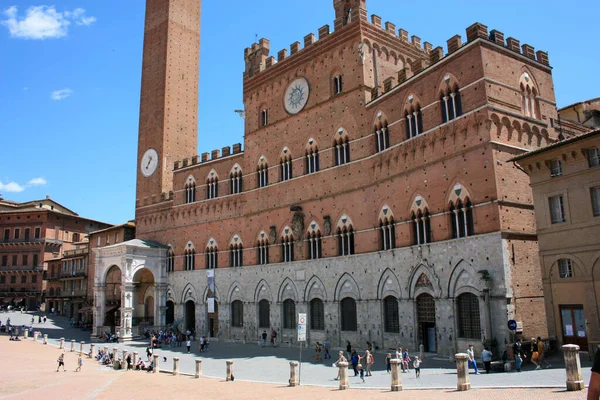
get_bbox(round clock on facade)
[284,77,310,114]
[140,148,159,177]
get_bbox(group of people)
[260,329,278,347]
[55,352,83,372]
[511,337,551,372]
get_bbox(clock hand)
[146,157,153,168]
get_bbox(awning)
[78,306,93,314]
[2,297,13,304]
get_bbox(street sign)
[508,319,517,331]
[298,313,307,342]
[299,313,306,326]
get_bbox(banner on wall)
[207,270,215,293]
[207,297,215,313]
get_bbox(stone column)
[563,344,585,391]
[121,350,128,369]
[173,357,180,376]
[153,354,160,373]
[195,359,202,378]
[23,329,28,339]
[154,283,167,329]
[338,361,349,390]
[90,344,95,357]
[133,351,138,366]
[80,341,85,354]
[59,338,65,349]
[70,340,76,352]
[289,361,299,387]
[455,353,471,391]
[121,282,134,341]
[93,283,106,338]
[390,359,403,391]
[43,334,48,344]
[226,360,234,382]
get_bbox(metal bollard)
[338,361,349,390]
[70,340,75,352]
[80,341,85,354]
[289,361,299,387]
[43,334,48,344]
[173,357,180,376]
[455,353,471,391]
[390,358,403,391]
[563,344,585,391]
[59,338,65,349]
[153,354,160,373]
[226,360,234,382]
[195,359,202,378]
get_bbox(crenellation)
[423,42,433,54]
[174,160,182,170]
[521,44,535,60]
[182,158,190,167]
[277,49,288,62]
[411,35,421,49]
[447,34,462,54]
[411,58,426,74]
[191,155,200,165]
[385,21,396,35]
[536,50,549,66]
[489,29,504,46]
[397,67,413,83]
[398,29,409,42]
[222,146,231,157]
[265,56,276,68]
[506,37,521,53]
[232,143,242,154]
[304,33,316,48]
[318,25,330,39]
[371,14,382,28]
[430,46,444,64]
[383,76,395,93]
[244,38,271,77]
[466,22,488,42]
[201,152,209,162]
[290,41,301,55]
[211,149,220,160]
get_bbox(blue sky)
[1,0,598,225]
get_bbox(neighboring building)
[511,129,600,351]
[558,98,600,135]
[95,0,562,353]
[0,196,110,310]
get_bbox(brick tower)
[135,0,200,212]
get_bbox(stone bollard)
[59,338,65,349]
[33,331,39,341]
[338,361,349,390]
[195,359,202,378]
[390,359,403,391]
[80,341,85,354]
[90,344,96,358]
[43,334,48,344]
[112,348,118,361]
[153,354,160,374]
[23,329,28,339]
[419,344,425,360]
[563,344,585,391]
[104,346,109,355]
[121,350,128,369]
[289,361,299,387]
[133,352,138,366]
[226,360,234,382]
[455,353,471,391]
[70,340,75,352]
[173,357,180,376]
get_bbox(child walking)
[386,353,392,373]
[358,363,365,382]
[76,355,83,372]
[413,356,422,378]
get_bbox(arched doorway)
[104,265,122,331]
[416,293,436,352]
[132,268,155,328]
[166,300,175,325]
[185,300,196,333]
[208,301,219,337]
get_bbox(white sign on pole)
[298,312,307,342]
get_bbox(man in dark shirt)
[589,348,600,399]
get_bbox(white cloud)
[0,181,25,193]
[1,5,95,40]
[28,177,47,186]
[51,88,73,100]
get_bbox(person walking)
[186,339,191,353]
[75,355,83,372]
[358,363,365,383]
[323,339,331,359]
[396,347,405,372]
[513,339,525,372]
[261,330,267,347]
[467,344,480,374]
[536,337,551,369]
[386,353,392,373]
[126,353,132,370]
[56,353,66,372]
[365,350,374,377]
[413,356,422,378]
[346,341,352,361]
[350,350,360,377]
[333,351,347,380]
[481,347,493,374]
[402,348,411,372]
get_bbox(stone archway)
[416,293,436,352]
[93,239,168,342]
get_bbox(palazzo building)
[93,0,587,353]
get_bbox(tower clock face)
[140,148,159,177]
[283,77,310,114]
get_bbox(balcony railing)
[0,238,62,246]
[0,265,43,272]
[58,269,87,278]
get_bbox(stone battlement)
[173,143,243,171]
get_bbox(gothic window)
[257,160,269,188]
[260,109,268,127]
[379,217,396,250]
[334,136,350,166]
[411,209,431,245]
[441,86,463,123]
[550,159,563,177]
[308,231,322,259]
[205,243,218,269]
[206,174,218,199]
[406,105,424,139]
[280,154,292,182]
[257,238,269,265]
[231,300,243,327]
[340,297,357,331]
[383,296,400,333]
[282,299,296,329]
[230,168,242,194]
[549,195,566,224]
[520,73,539,119]
[230,244,243,267]
[333,75,343,95]
[375,123,390,152]
[305,148,319,174]
[184,247,195,271]
[450,200,474,238]
[559,259,573,278]
[337,225,355,256]
[281,229,294,263]
[258,299,270,328]
[185,177,196,204]
[310,298,325,330]
[166,247,175,273]
[457,293,481,339]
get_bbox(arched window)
[166,247,175,272]
[411,209,431,245]
[310,298,325,330]
[334,136,350,166]
[257,237,269,265]
[333,75,343,95]
[184,247,195,271]
[559,259,574,278]
[441,86,463,123]
[406,105,423,139]
[258,299,270,328]
[206,174,218,199]
[280,153,292,182]
[281,229,294,263]
[260,109,268,127]
[450,200,474,238]
[185,178,196,204]
[230,243,243,267]
[205,243,218,269]
[257,160,269,188]
[231,300,243,327]
[457,293,481,339]
[230,168,242,194]
[375,122,390,152]
[305,148,320,174]
[282,299,296,329]
[340,297,357,331]
[520,73,538,119]
[307,230,322,259]
[380,217,396,250]
[337,226,355,255]
[383,296,399,333]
